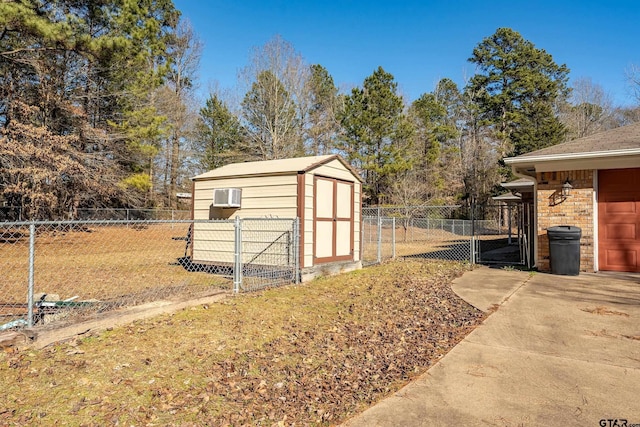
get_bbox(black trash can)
[547,226,582,276]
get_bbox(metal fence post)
[377,215,382,264]
[392,217,396,258]
[293,218,300,284]
[233,216,242,293]
[470,204,476,265]
[410,217,414,242]
[27,222,35,327]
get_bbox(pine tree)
[338,66,412,204]
[409,79,460,202]
[197,94,247,169]
[306,64,340,155]
[0,0,180,216]
[467,28,570,156]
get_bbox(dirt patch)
[581,306,630,317]
[586,329,640,342]
[0,259,484,426]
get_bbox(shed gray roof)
[506,121,640,162]
[192,154,363,181]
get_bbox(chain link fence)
[1,203,529,332]
[362,206,473,265]
[237,219,299,293]
[362,204,531,267]
[0,218,299,332]
[76,208,191,220]
[0,207,191,221]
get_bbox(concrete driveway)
[343,267,640,426]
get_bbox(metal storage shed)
[190,154,363,281]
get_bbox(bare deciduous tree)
[560,77,616,140]
[626,63,640,104]
[239,35,310,159]
[156,19,202,207]
[0,102,129,219]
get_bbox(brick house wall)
[536,170,595,272]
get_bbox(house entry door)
[598,168,640,272]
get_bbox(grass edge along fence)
[0,218,299,331]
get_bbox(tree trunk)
[169,131,180,209]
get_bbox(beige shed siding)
[312,159,358,182]
[193,175,298,220]
[303,177,314,268]
[192,174,297,264]
[191,155,362,270]
[192,222,235,263]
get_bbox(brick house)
[504,122,640,273]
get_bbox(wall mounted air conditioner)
[212,188,242,208]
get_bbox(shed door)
[598,168,640,272]
[314,176,354,264]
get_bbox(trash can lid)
[547,225,582,239]
[548,225,581,232]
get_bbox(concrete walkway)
[343,267,640,426]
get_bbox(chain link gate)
[472,202,533,268]
[235,218,300,293]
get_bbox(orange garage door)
[598,168,640,272]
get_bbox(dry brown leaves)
[0,260,485,426]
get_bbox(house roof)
[192,154,363,182]
[492,192,522,202]
[505,122,640,165]
[504,122,640,175]
[501,178,534,193]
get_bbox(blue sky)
[172,0,640,107]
